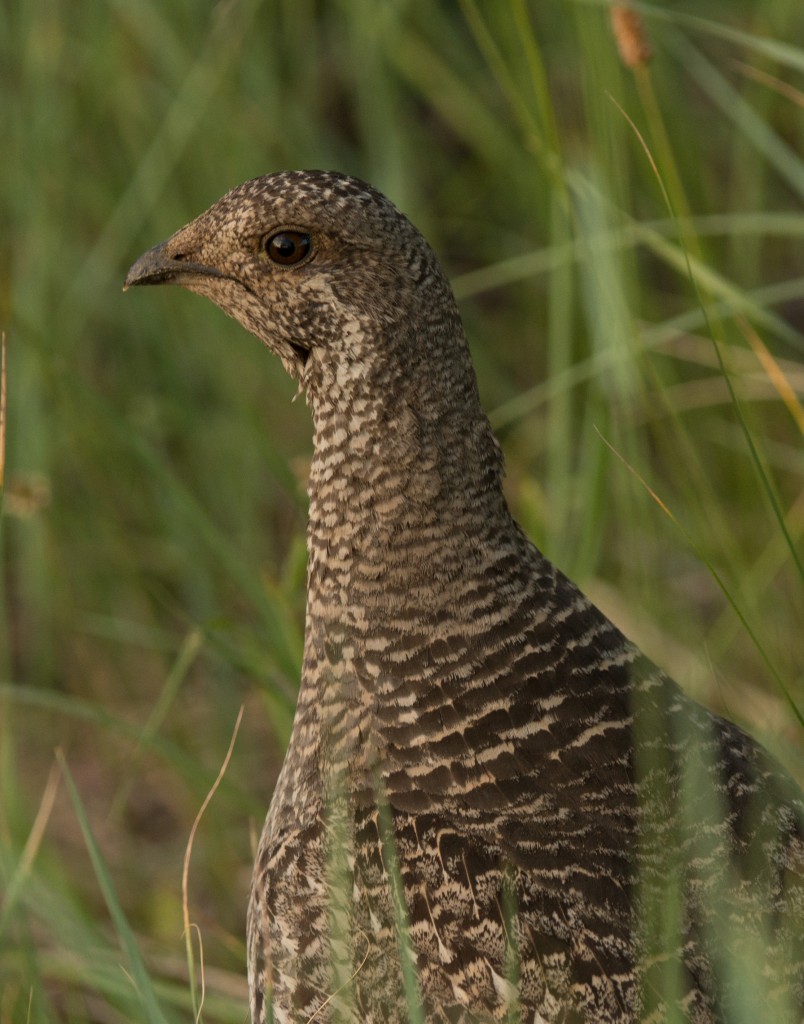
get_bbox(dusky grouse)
[126,171,804,1024]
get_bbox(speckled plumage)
[126,171,804,1024]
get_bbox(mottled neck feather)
[270,286,548,823]
[303,261,510,610]
[308,335,506,591]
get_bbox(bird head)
[124,171,453,389]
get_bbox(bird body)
[126,172,804,1023]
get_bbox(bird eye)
[264,231,312,266]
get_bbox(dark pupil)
[274,236,295,258]
[267,232,310,264]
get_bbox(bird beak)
[123,240,225,291]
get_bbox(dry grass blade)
[738,317,804,435]
[182,704,244,1023]
[0,761,60,937]
[731,59,804,109]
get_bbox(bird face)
[125,171,437,386]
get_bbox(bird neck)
[269,324,543,823]
[304,323,510,625]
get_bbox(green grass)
[1,0,802,1020]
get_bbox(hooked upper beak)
[123,241,225,291]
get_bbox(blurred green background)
[1,1,802,1020]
